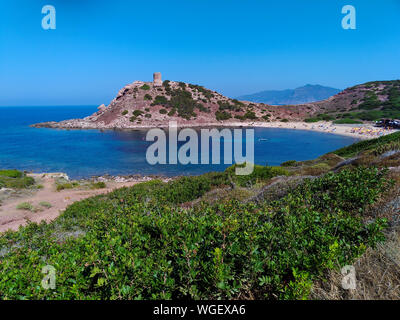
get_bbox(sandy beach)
[248,121,397,140]
[111,121,397,140]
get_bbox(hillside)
[32,77,400,129]
[307,80,400,123]
[236,84,341,105]
[1,132,400,299]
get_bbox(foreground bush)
[0,166,391,300]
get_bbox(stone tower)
[153,72,162,87]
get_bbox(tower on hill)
[153,72,162,87]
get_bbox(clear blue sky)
[0,0,399,106]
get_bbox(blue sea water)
[0,106,359,179]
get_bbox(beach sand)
[101,121,397,140]
[249,121,397,140]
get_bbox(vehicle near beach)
[375,119,400,129]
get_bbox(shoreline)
[32,121,398,140]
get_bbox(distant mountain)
[237,84,341,105]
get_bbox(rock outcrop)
[31,77,400,130]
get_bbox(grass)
[16,202,49,213]
[0,170,23,178]
[39,201,52,209]
[56,181,79,191]
[0,170,35,189]
[89,182,106,189]
[56,180,106,191]
[16,202,34,211]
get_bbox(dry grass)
[311,228,400,300]
[312,170,400,300]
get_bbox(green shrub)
[39,202,52,209]
[0,167,389,300]
[333,119,363,124]
[151,95,168,106]
[304,118,320,123]
[159,109,167,114]
[121,110,128,116]
[0,169,23,178]
[0,170,35,189]
[244,111,257,120]
[90,182,106,189]
[144,94,152,101]
[334,131,400,158]
[16,202,34,211]
[140,84,150,90]
[226,164,289,187]
[132,110,144,117]
[215,111,232,121]
[234,114,245,121]
[56,182,79,191]
[281,160,297,167]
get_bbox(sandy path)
[0,175,139,233]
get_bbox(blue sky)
[0,0,399,106]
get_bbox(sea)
[0,106,359,179]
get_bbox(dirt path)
[0,174,139,233]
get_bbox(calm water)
[0,106,359,179]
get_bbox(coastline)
[32,120,397,140]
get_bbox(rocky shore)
[30,76,399,140]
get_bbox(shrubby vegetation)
[333,119,362,124]
[334,131,400,158]
[0,152,394,299]
[304,114,335,123]
[140,84,150,91]
[151,95,169,106]
[215,110,232,121]
[188,84,214,100]
[132,110,144,117]
[333,81,400,121]
[148,87,205,120]
[0,170,35,189]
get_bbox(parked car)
[375,119,400,129]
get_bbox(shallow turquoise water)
[0,106,359,179]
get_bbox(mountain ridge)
[237,84,341,105]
